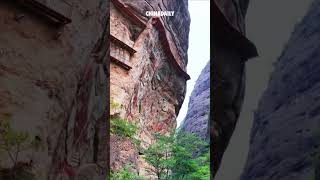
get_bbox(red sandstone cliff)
[110,0,190,176]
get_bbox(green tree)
[143,132,210,180]
[111,164,145,180]
[0,116,38,180]
[143,133,175,179]
[0,118,32,167]
[110,117,139,139]
[171,132,209,179]
[189,152,210,180]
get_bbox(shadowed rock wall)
[0,1,109,179]
[241,1,320,179]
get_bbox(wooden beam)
[111,56,132,71]
[15,0,71,25]
[110,35,136,55]
[110,0,190,80]
[111,0,147,28]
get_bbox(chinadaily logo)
[145,11,175,17]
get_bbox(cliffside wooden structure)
[110,0,190,80]
[110,0,146,71]
[110,35,136,70]
[13,0,72,25]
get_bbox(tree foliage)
[110,117,139,139]
[110,164,145,180]
[0,116,38,180]
[0,118,35,166]
[143,133,175,179]
[144,132,210,180]
[109,100,210,179]
[110,98,121,110]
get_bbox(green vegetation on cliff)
[110,117,139,139]
[144,132,209,180]
[0,115,39,180]
[111,131,210,180]
[111,164,145,180]
[110,100,209,179]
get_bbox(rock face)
[109,0,190,176]
[212,0,255,177]
[0,1,108,179]
[180,61,210,141]
[120,0,190,65]
[241,1,320,179]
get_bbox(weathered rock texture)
[241,1,320,179]
[212,0,256,177]
[0,1,108,179]
[180,61,210,141]
[109,0,190,176]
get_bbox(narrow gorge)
[241,0,320,179]
[213,0,320,179]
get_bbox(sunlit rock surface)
[109,0,190,176]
